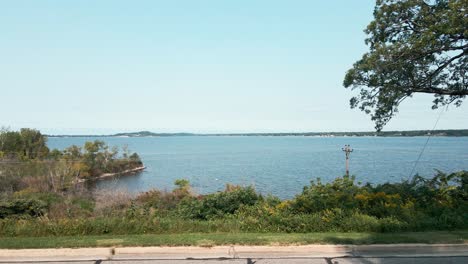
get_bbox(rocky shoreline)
[75,166,146,183]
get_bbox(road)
[2,257,468,264]
[1,244,467,264]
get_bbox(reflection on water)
[83,171,145,192]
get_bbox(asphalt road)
[7,257,468,264]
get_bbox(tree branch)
[421,50,466,84]
[411,87,468,96]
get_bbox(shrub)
[0,199,47,218]
[94,189,134,216]
[378,216,408,232]
[291,176,362,214]
[177,185,262,220]
[0,171,467,236]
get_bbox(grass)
[0,231,467,249]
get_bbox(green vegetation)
[0,169,466,237]
[1,231,467,249]
[344,0,467,131]
[0,128,143,193]
[1,128,466,246]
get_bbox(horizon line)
[44,128,468,137]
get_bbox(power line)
[407,106,448,179]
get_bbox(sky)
[0,0,466,134]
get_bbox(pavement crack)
[228,245,239,259]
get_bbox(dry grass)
[94,188,134,214]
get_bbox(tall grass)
[0,171,467,237]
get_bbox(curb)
[0,248,112,263]
[0,244,467,262]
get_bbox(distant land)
[47,129,468,137]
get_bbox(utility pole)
[342,144,353,176]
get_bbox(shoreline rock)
[75,166,146,183]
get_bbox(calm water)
[48,136,468,199]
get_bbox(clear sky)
[1,0,466,134]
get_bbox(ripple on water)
[48,136,468,199]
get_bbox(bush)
[177,185,261,220]
[0,171,467,236]
[378,216,408,232]
[291,176,362,214]
[0,199,47,218]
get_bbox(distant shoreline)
[47,129,468,138]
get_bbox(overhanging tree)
[344,0,467,131]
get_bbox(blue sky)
[1,0,466,134]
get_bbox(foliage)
[0,128,144,194]
[291,176,362,213]
[177,185,262,220]
[0,199,47,218]
[344,0,467,131]
[78,140,143,177]
[0,128,49,159]
[0,161,75,193]
[136,190,188,213]
[0,132,466,237]
[0,171,466,236]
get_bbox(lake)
[48,136,468,199]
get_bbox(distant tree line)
[47,129,468,138]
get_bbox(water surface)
[48,136,468,199]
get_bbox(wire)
[407,105,448,179]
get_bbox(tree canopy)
[344,0,467,131]
[0,128,49,159]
